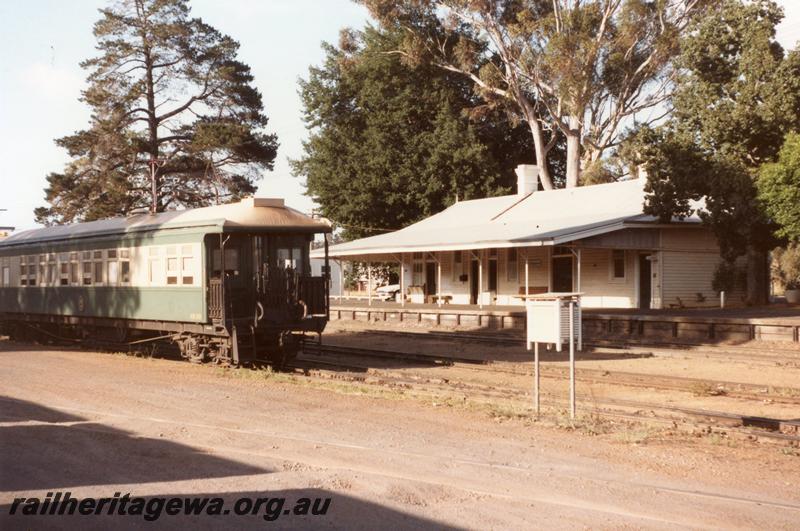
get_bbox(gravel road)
[1,341,799,529]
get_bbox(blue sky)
[0,0,798,231]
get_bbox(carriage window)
[120,261,130,284]
[93,262,102,284]
[167,256,178,285]
[2,267,9,287]
[181,256,193,285]
[277,248,291,269]
[107,249,117,259]
[212,248,238,273]
[38,255,45,286]
[107,260,119,284]
[82,261,92,285]
[149,258,161,284]
[276,246,303,271]
[70,253,79,285]
[60,261,69,286]
[118,249,130,284]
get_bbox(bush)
[758,133,800,242]
[772,244,800,291]
[712,261,746,293]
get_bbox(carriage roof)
[0,198,331,248]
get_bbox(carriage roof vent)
[242,197,285,208]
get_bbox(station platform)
[329,299,800,344]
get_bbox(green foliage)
[771,244,800,290]
[625,0,798,301]
[711,261,746,293]
[36,0,277,224]
[361,0,706,187]
[292,25,541,239]
[758,133,800,242]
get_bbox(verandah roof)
[316,178,701,260]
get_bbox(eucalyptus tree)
[361,0,707,188]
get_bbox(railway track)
[308,343,800,406]
[347,327,800,366]
[294,343,800,444]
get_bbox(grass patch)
[691,381,727,397]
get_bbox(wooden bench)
[432,294,453,305]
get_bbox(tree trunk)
[526,116,554,190]
[565,115,581,188]
[143,43,161,213]
[745,246,768,306]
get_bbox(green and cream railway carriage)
[0,198,331,365]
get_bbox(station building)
[316,166,745,310]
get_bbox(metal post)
[400,254,405,307]
[524,248,529,298]
[367,262,372,306]
[324,235,330,318]
[534,341,540,416]
[576,248,581,293]
[569,300,576,419]
[437,255,442,307]
[338,260,344,302]
[478,250,483,309]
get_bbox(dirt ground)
[323,321,800,419]
[2,339,800,530]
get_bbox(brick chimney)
[515,164,539,196]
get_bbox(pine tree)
[36,0,278,224]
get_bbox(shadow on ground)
[0,488,462,530]
[0,396,266,492]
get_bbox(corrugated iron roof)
[0,198,331,247]
[317,179,702,258]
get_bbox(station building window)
[452,251,463,281]
[610,249,626,281]
[507,248,518,282]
